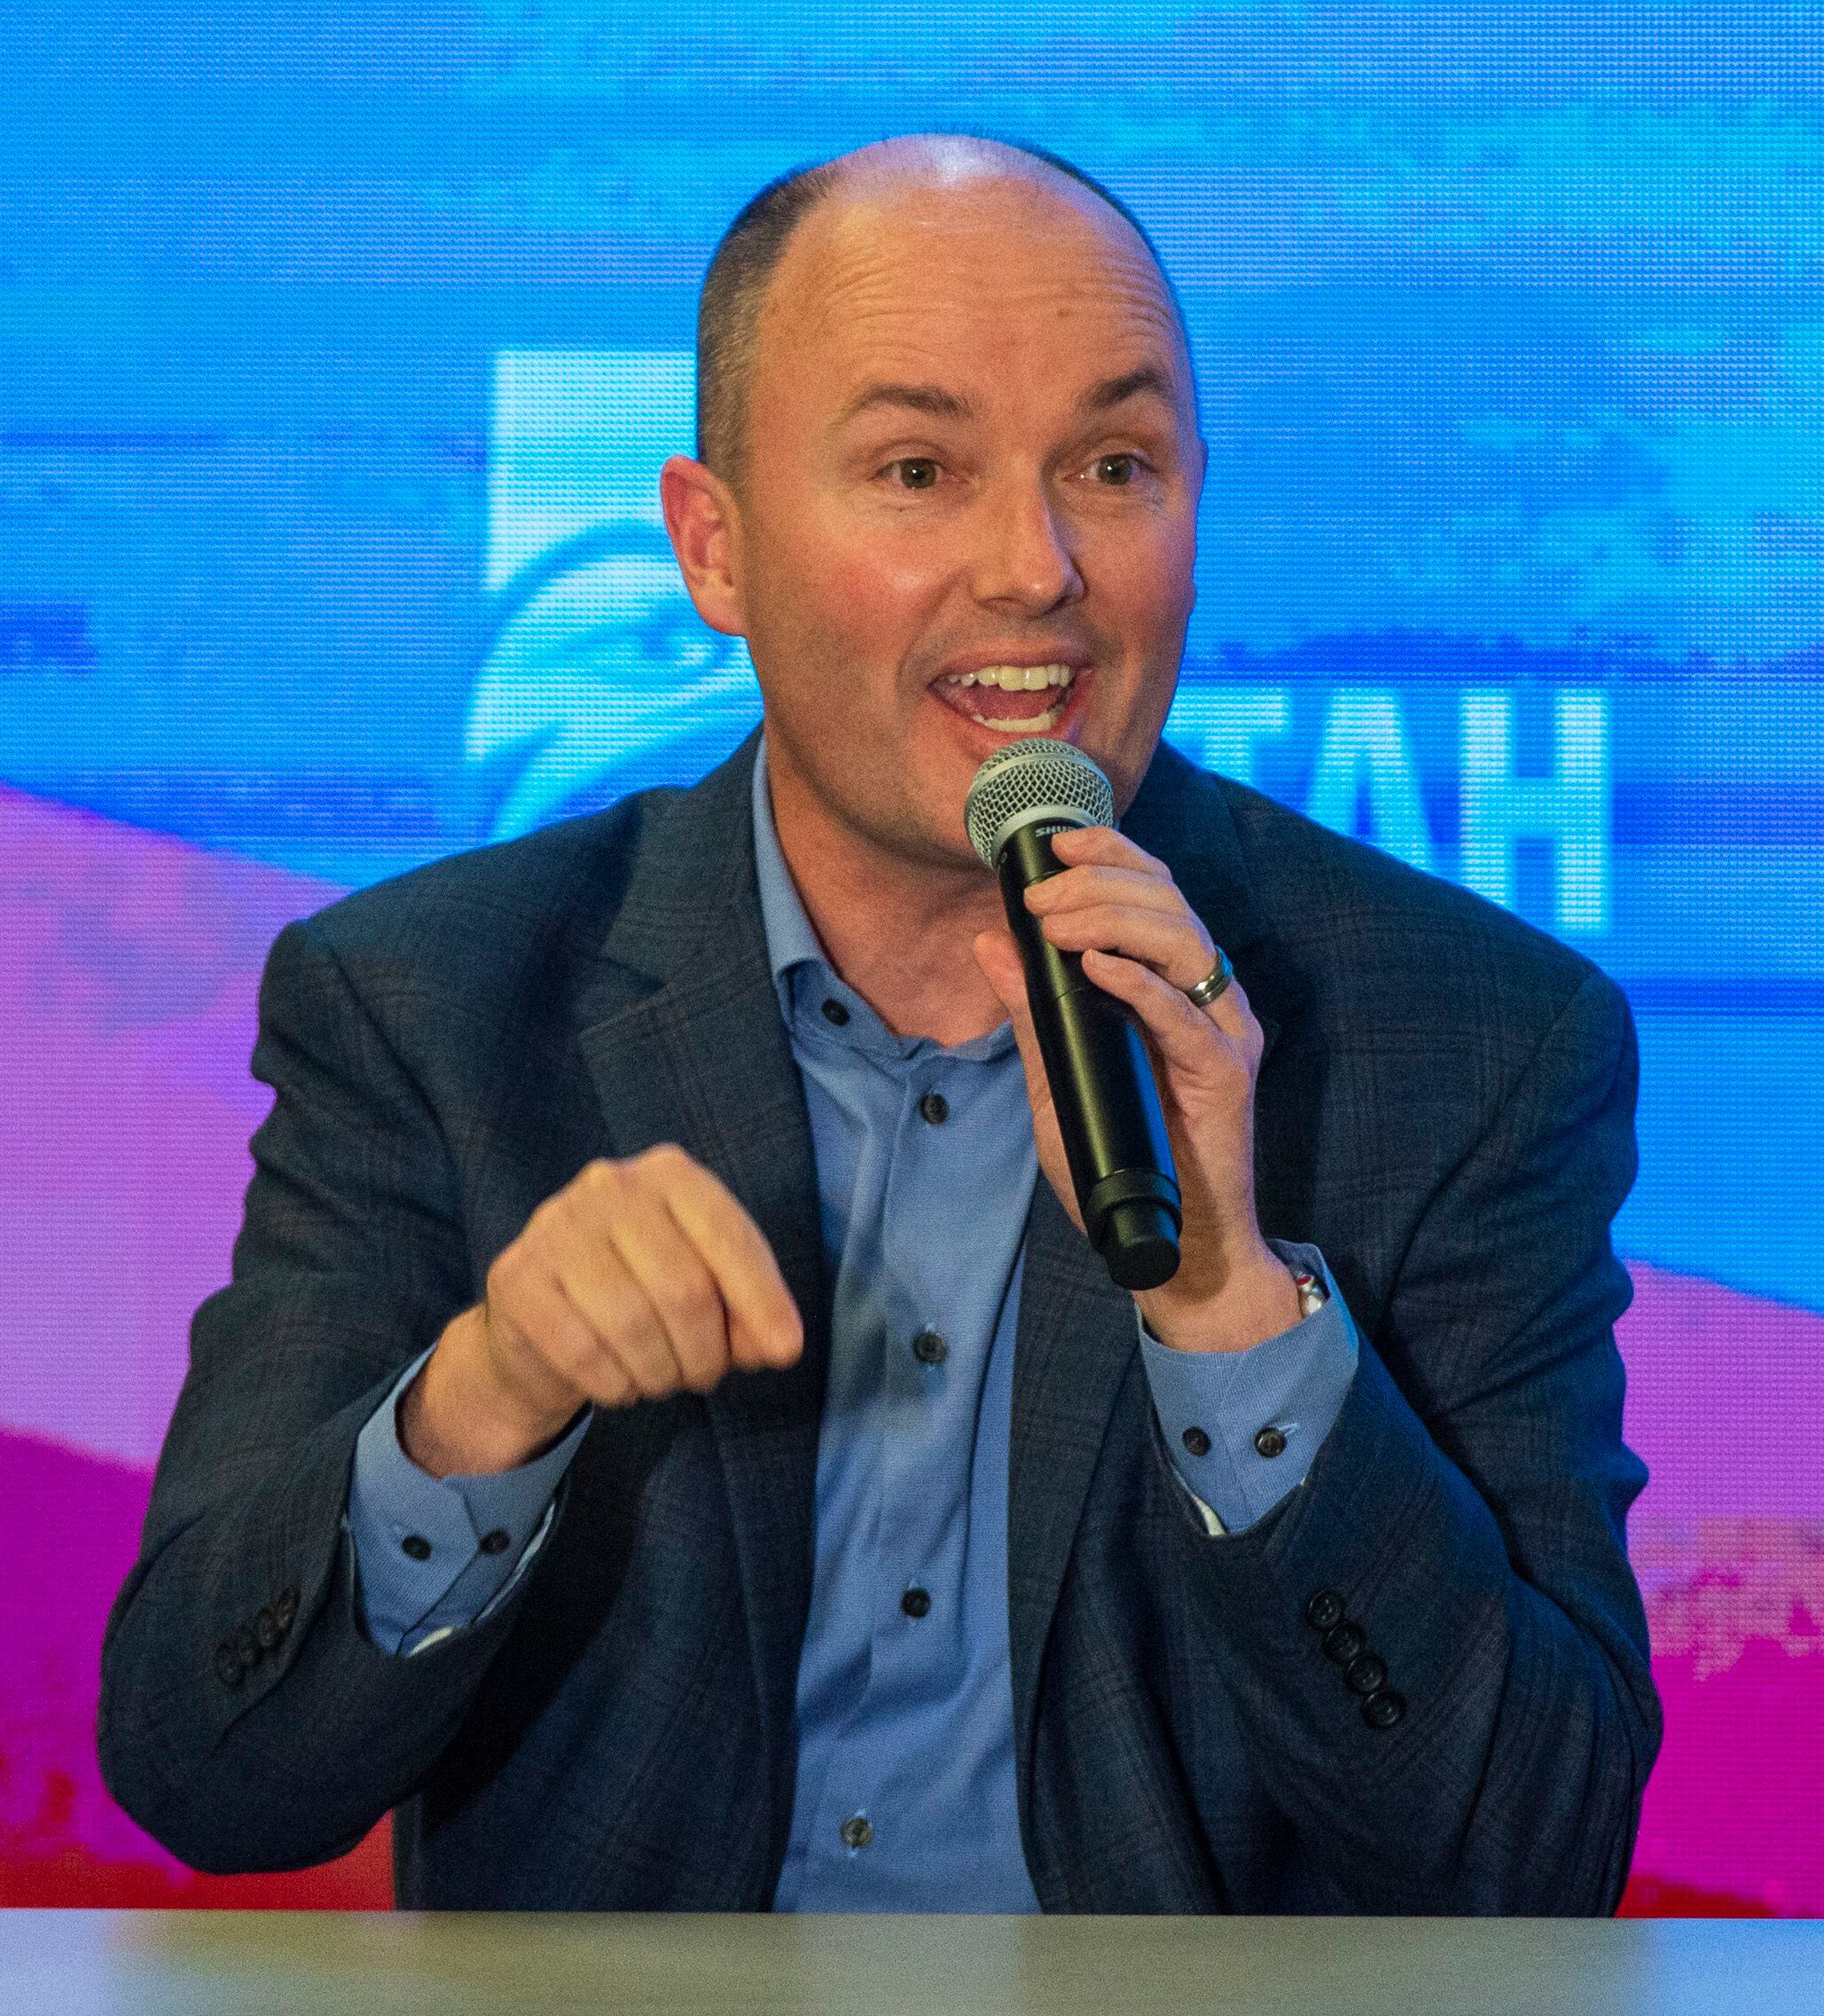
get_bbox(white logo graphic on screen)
[468,351,758,839]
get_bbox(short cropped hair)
[694,139,1187,484]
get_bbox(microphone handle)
[997,820,1182,1290]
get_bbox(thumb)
[972,927,1029,1018]
[973,926,1046,1089]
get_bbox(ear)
[661,454,748,639]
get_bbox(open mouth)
[928,662,1084,736]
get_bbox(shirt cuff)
[1138,1239,1358,1537]
[346,1344,591,1655]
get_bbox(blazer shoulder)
[1209,770,1626,1072]
[266,786,697,1039]
[272,785,686,1003]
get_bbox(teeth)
[977,701,1068,733]
[943,663,1076,691]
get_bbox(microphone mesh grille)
[964,740,1116,867]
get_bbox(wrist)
[1136,1240,1303,1355]
[401,1307,582,1478]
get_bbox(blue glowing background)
[4,3,1820,1914]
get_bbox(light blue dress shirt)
[345,733,1359,1910]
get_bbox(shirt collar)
[748,732,1017,1064]
[751,732,832,1010]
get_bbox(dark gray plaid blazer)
[99,729,1659,1913]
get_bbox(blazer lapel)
[1006,741,1299,1779]
[570,733,828,1778]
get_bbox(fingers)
[1080,945,1259,1078]
[560,1160,728,1398]
[487,1145,803,1420]
[1024,835,1245,1026]
[972,927,1049,1086]
[1026,896,1213,993]
[655,1149,804,1372]
[1046,824,1163,875]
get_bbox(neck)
[763,749,1012,1047]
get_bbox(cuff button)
[1322,1622,1366,1666]
[214,1643,247,1688]
[1345,1653,1389,1697]
[254,1605,284,1651]
[1304,1588,1346,1632]
[273,1588,299,1631]
[1362,1689,1406,1730]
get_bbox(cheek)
[799,524,952,647]
[1101,517,1197,624]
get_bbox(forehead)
[754,176,1192,420]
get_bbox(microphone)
[965,741,1182,1291]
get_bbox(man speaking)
[99,136,1659,1913]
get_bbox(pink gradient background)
[6,786,1819,1912]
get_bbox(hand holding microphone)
[966,741,1300,1353]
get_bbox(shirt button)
[918,1090,949,1125]
[479,1529,512,1556]
[912,1330,948,1366]
[1181,1425,1211,1458]
[1253,1425,1288,1459]
[901,1587,931,1619]
[821,997,849,1026]
[401,1534,433,1561]
[840,1815,873,1850]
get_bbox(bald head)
[695,137,1193,485]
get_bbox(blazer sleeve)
[1165,966,1661,1914]
[98,912,544,1874]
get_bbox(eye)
[1092,453,1142,486]
[886,457,941,490]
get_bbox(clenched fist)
[400,1144,804,1477]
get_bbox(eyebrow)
[837,381,975,426]
[1081,365,1175,412]
[837,365,1177,431]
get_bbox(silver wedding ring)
[1186,947,1233,1008]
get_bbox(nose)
[970,473,1084,615]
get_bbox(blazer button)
[254,1605,284,1652]
[1252,1425,1288,1459]
[1345,1653,1389,1697]
[215,1642,247,1688]
[1304,1588,1345,1632]
[1322,1623,1365,1667]
[231,1623,262,1668]
[272,1588,299,1632]
[1362,1690,1406,1730]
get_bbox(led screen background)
[4,4,1821,1912]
